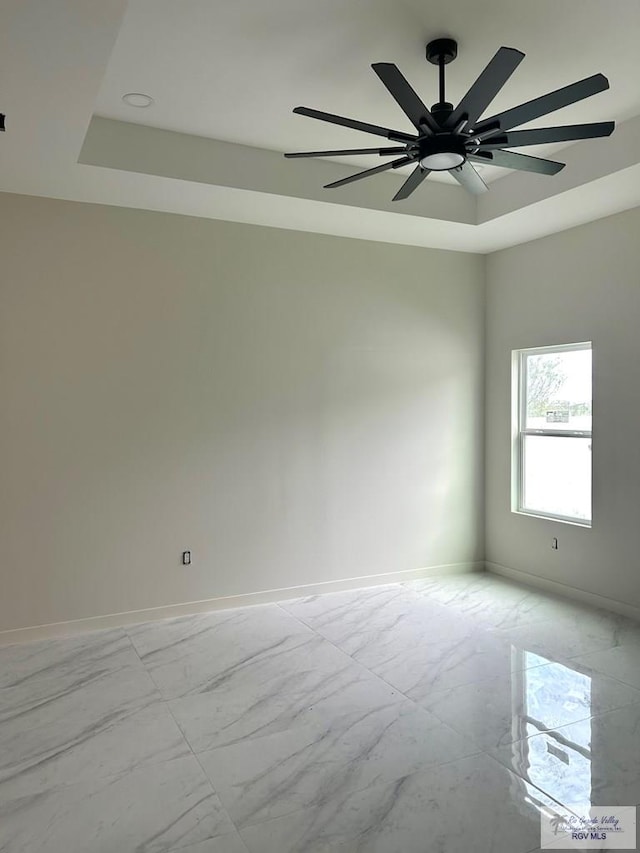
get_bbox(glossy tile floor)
[1,572,639,852]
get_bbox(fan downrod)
[426,39,458,116]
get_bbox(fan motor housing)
[419,135,467,171]
[430,101,454,123]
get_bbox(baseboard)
[486,560,640,622]
[0,561,485,646]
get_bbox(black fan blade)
[293,107,417,143]
[450,161,488,194]
[324,156,415,189]
[284,147,407,158]
[468,150,565,175]
[372,63,439,134]
[473,73,610,133]
[478,121,615,149]
[393,165,430,201]
[445,47,524,130]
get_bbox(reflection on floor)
[1,572,639,852]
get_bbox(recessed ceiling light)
[122,93,154,108]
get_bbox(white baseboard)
[0,561,485,646]
[486,560,640,622]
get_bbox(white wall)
[486,207,640,610]
[0,193,484,631]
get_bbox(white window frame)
[512,341,592,527]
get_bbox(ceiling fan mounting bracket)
[425,39,458,66]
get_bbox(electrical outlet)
[551,538,558,550]
[182,550,191,566]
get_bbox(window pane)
[522,435,591,521]
[525,348,591,431]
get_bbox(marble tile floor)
[1,572,639,852]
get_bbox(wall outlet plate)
[182,550,191,565]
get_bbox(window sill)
[512,509,592,529]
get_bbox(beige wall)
[486,207,640,610]
[0,193,484,630]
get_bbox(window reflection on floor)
[510,649,593,813]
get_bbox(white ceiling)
[1,0,640,252]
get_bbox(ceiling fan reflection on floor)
[284,39,614,199]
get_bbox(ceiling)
[1,0,640,252]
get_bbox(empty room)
[1,1,640,851]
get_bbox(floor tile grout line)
[566,659,640,691]
[413,652,640,704]
[425,685,640,760]
[278,596,526,690]
[274,593,423,708]
[4,619,241,826]
[274,592,624,713]
[162,696,247,848]
[481,747,583,822]
[122,624,195,705]
[279,582,640,802]
[272,596,514,764]
[145,599,388,844]
[406,577,640,633]
[282,592,500,713]
[225,746,492,837]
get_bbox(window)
[513,342,592,526]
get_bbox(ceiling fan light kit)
[419,137,466,171]
[285,39,614,199]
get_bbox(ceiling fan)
[284,39,614,199]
